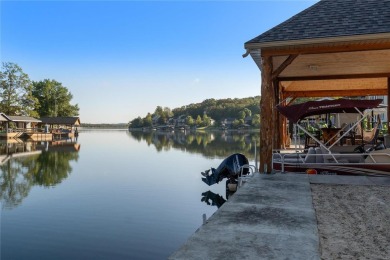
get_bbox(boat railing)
[237,164,257,187]
[365,152,390,164]
[6,127,44,133]
[273,151,307,173]
[273,149,390,173]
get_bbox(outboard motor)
[353,145,365,153]
[374,143,385,151]
[354,143,385,159]
[201,153,249,186]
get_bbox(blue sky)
[1,0,318,123]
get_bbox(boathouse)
[39,117,81,131]
[7,115,42,129]
[0,113,8,123]
[244,0,390,173]
[0,114,44,139]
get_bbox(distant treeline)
[129,96,261,128]
[172,96,260,122]
[81,123,128,128]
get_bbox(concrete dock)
[169,173,390,259]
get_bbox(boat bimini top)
[276,98,383,152]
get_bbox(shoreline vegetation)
[128,126,260,132]
[80,124,260,132]
[82,96,262,131]
[128,96,261,131]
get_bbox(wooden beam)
[283,89,388,98]
[261,41,390,56]
[272,54,298,79]
[286,97,297,106]
[279,92,287,148]
[279,73,390,81]
[260,55,273,173]
[273,79,280,149]
[388,77,390,134]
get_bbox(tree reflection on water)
[127,130,260,160]
[0,141,80,209]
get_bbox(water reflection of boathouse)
[0,139,80,166]
[0,139,80,208]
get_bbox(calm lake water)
[1,129,259,260]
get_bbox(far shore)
[128,126,260,132]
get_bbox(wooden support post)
[273,79,280,149]
[388,77,390,134]
[280,94,288,148]
[260,55,273,173]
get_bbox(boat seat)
[314,147,324,163]
[320,146,365,163]
[340,123,356,145]
[320,146,336,163]
[303,147,316,163]
[329,145,360,153]
[383,135,390,148]
[365,148,390,163]
[334,154,364,163]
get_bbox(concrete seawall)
[170,173,390,259]
[170,174,320,259]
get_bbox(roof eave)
[244,32,390,51]
[11,120,42,123]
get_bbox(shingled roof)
[246,0,390,46]
[39,117,80,125]
[7,116,41,123]
[0,113,9,121]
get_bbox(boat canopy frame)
[277,98,383,159]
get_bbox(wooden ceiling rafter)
[267,48,390,107]
[279,73,390,81]
[282,89,388,98]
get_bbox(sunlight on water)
[0,129,259,259]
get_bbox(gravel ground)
[311,184,390,260]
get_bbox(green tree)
[238,110,246,120]
[153,106,163,116]
[143,113,152,127]
[186,115,194,126]
[243,108,252,117]
[202,114,211,126]
[252,114,260,127]
[153,106,172,125]
[32,79,79,117]
[232,119,241,128]
[129,117,143,128]
[0,62,35,116]
[21,83,40,118]
[196,115,203,126]
[158,107,173,124]
[163,107,173,118]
